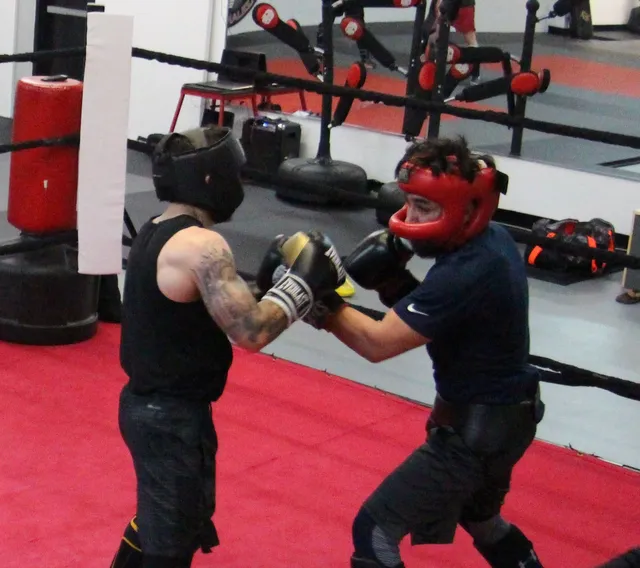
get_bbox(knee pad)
[473,524,543,568]
[111,517,142,568]
[352,508,403,568]
[462,515,511,546]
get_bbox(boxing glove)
[262,231,346,324]
[254,234,288,299]
[345,229,419,308]
[302,290,346,330]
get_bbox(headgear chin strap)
[152,126,247,224]
[388,159,509,250]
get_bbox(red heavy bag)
[8,75,83,234]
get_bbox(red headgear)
[388,158,508,250]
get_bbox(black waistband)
[428,388,543,454]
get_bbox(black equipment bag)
[525,217,615,275]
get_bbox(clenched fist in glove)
[261,231,346,325]
[344,229,419,308]
[252,234,288,300]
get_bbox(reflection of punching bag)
[570,0,593,40]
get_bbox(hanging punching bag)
[8,75,83,235]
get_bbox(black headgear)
[152,126,246,224]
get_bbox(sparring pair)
[264,136,546,568]
[110,125,347,568]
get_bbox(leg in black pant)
[111,517,142,568]
[596,548,640,568]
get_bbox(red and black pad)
[538,68,551,93]
[340,17,398,70]
[252,3,320,77]
[330,62,368,128]
[440,62,475,99]
[449,62,474,81]
[447,43,462,64]
[418,60,437,92]
[510,69,552,97]
[286,18,301,30]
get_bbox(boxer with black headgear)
[110,125,346,568]
[300,136,545,568]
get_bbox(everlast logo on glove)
[277,275,313,317]
[324,244,347,284]
[261,230,346,326]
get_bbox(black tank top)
[120,215,233,402]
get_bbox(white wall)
[248,108,640,233]
[100,0,221,139]
[591,0,638,26]
[0,0,18,118]
[12,0,36,114]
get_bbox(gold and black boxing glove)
[261,231,346,325]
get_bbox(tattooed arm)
[157,227,290,352]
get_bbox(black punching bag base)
[375,181,405,227]
[275,157,368,206]
[0,242,100,345]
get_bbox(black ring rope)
[3,46,640,151]
[0,47,639,403]
[129,47,640,151]
[0,134,80,155]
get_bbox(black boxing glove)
[302,290,346,330]
[262,231,346,324]
[254,234,288,300]
[345,229,419,308]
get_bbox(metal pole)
[317,0,335,161]
[426,11,451,139]
[509,0,539,156]
[404,0,428,98]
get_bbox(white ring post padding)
[77,12,134,275]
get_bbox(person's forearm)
[324,306,383,362]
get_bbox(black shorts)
[118,385,219,558]
[362,409,537,546]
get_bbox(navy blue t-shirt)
[394,223,539,404]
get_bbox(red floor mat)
[0,324,637,567]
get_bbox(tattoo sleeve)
[190,244,289,350]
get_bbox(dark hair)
[395,136,495,183]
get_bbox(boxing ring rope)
[1,35,640,402]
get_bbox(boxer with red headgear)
[304,137,545,568]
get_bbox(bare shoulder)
[157,227,235,302]
[160,226,232,269]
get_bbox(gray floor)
[0,28,639,473]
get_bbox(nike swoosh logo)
[407,304,430,317]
